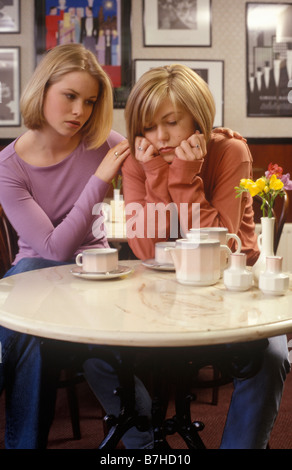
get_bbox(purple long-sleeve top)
[0,130,124,265]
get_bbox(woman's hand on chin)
[175,131,206,161]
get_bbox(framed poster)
[246,2,292,117]
[134,59,224,127]
[35,0,131,108]
[143,0,211,47]
[0,0,20,33]
[0,47,20,126]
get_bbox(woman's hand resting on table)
[95,139,130,183]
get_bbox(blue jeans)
[83,350,154,449]
[220,334,290,449]
[84,336,289,449]
[0,258,154,449]
[1,258,73,448]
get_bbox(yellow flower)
[248,183,261,197]
[235,163,290,218]
[239,178,249,188]
[255,178,266,191]
[269,174,284,191]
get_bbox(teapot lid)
[186,231,208,241]
[176,237,220,247]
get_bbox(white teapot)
[169,234,230,286]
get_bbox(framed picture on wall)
[246,2,292,117]
[0,47,20,126]
[134,59,223,127]
[0,0,20,33]
[34,0,132,108]
[143,0,211,47]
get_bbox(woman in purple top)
[0,44,153,449]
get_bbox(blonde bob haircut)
[125,64,216,155]
[20,43,113,150]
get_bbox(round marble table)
[0,260,291,347]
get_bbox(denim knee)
[4,258,73,278]
[265,335,290,379]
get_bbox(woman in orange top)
[122,64,258,264]
[121,64,289,448]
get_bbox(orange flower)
[266,163,283,178]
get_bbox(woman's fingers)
[176,133,206,161]
[95,140,130,182]
[135,137,158,162]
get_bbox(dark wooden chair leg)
[65,379,81,440]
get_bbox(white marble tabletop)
[0,260,292,347]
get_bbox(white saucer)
[142,259,175,271]
[70,265,133,280]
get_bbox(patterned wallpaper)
[1,0,291,139]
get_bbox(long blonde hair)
[125,64,215,155]
[20,43,113,149]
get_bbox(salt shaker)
[223,253,253,291]
[259,256,289,296]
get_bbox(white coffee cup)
[155,241,176,264]
[75,248,118,273]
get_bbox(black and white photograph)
[0,47,20,126]
[246,2,292,117]
[0,0,20,33]
[135,59,223,126]
[143,0,211,46]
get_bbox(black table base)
[98,340,268,449]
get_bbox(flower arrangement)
[111,174,122,190]
[235,163,292,218]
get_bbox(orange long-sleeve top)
[122,133,259,265]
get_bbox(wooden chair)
[0,204,86,440]
[0,205,18,278]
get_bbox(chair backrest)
[0,204,19,278]
[253,190,289,254]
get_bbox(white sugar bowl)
[259,256,289,296]
[223,253,253,291]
